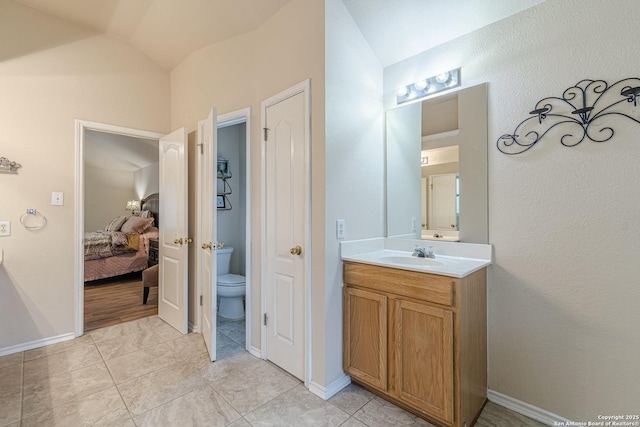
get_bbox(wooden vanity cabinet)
[343,261,487,427]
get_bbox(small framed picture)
[217,158,231,178]
[216,195,226,209]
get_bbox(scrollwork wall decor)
[0,156,22,173]
[497,78,640,155]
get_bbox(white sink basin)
[378,256,445,267]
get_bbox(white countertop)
[340,238,492,278]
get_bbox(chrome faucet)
[412,246,427,258]
[413,245,435,258]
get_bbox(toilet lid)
[218,274,245,286]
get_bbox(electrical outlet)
[336,219,345,239]
[52,192,64,206]
[0,221,10,236]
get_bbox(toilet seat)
[217,274,245,286]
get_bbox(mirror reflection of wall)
[385,83,488,243]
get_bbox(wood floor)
[84,272,157,332]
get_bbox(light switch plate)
[0,221,10,236]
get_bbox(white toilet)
[216,247,246,319]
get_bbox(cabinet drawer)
[344,262,456,307]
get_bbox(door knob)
[185,237,193,244]
[202,242,212,250]
[290,245,302,256]
[217,242,224,249]
[174,238,183,245]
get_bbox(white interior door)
[198,108,218,361]
[429,173,458,231]
[264,90,307,380]
[158,128,189,334]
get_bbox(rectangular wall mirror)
[385,83,488,244]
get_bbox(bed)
[84,193,159,282]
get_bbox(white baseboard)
[309,374,351,400]
[248,346,261,358]
[0,333,76,357]
[488,389,571,426]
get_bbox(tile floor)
[0,315,545,427]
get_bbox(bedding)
[84,227,158,282]
[84,192,160,282]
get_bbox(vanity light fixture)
[126,200,141,212]
[396,68,461,105]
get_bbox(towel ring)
[20,209,47,230]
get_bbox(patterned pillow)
[105,216,128,232]
[120,216,154,234]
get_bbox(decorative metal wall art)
[0,156,22,173]
[497,78,640,155]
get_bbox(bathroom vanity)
[341,240,490,427]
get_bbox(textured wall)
[383,0,640,420]
[0,1,170,349]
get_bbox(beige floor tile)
[476,402,546,427]
[24,335,94,361]
[216,331,234,348]
[88,319,148,343]
[96,328,164,360]
[245,383,349,427]
[227,418,252,427]
[165,333,207,359]
[354,396,435,427]
[21,387,131,427]
[138,315,167,330]
[203,353,299,414]
[340,417,368,427]
[118,353,211,416]
[23,345,103,385]
[216,341,246,361]
[217,320,246,345]
[0,352,23,369]
[106,342,180,384]
[0,364,22,427]
[134,386,240,427]
[152,322,185,342]
[22,363,114,419]
[329,383,375,415]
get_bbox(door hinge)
[263,127,269,141]
[263,313,268,326]
[200,295,203,306]
[196,143,203,154]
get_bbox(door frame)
[195,107,252,353]
[74,120,163,337]
[260,80,312,385]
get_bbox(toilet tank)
[216,247,234,276]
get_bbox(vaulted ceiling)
[11,0,545,170]
[12,0,545,70]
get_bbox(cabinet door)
[394,299,454,423]
[344,287,388,390]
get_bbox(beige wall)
[170,0,327,382]
[0,1,170,349]
[384,0,640,420]
[134,162,160,201]
[84,166,135,231]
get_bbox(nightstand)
[148,238,159,266]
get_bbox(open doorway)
[75,121,163,336]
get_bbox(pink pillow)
[120,216,154,234]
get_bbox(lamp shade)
[126,200,141,212]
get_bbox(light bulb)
[397,86,409,97]
[435,72,450,84]
[414,79,428,91]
